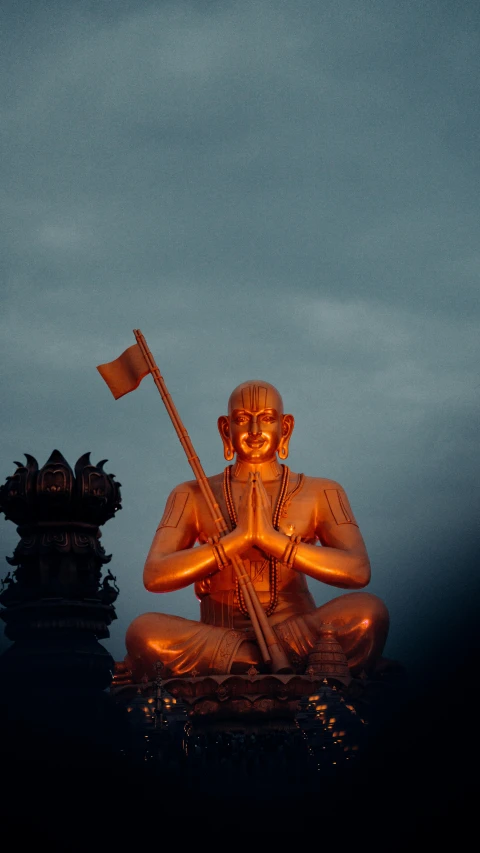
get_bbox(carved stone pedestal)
[163,671,320,723]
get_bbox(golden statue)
[124,378,389,681]
[97,332,389,683]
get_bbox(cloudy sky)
[1,0,478,675]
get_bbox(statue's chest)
[196,475,317,544]
[276,493,316,541]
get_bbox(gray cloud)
[1,1,479,668]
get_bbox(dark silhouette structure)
[0,450,121,688]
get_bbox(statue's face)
[227,381,285,463]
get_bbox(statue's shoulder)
[298,475,352,513]
[170,472,224,500]
[298,474,345,494]
[167,478,198,495]
[300,476,359,526]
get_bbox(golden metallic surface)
[126,380,389,680]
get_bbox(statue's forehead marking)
[241,385,268,412]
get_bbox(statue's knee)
[367,594,389,627]
[125,612,161,649]
[348,592,389,625]
[356,594,389,645]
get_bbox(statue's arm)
[143,484,246,593]
[265,480,371,589]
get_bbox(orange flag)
[97,343,150,400]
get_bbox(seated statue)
[125,380,389,681]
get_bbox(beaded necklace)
[223,464,290,616]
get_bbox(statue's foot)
[112,660,133,685]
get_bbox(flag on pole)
[97,343,150,399]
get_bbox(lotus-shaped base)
[162,671,324,721]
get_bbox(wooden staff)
[133,329,291,673]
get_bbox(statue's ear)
[218,415,234,462]
[278,414,294,460]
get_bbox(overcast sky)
[1,0,479,675]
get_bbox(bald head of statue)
[218,380,294,463]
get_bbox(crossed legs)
[125,592,389,679]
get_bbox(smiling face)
[219,380,292,464]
